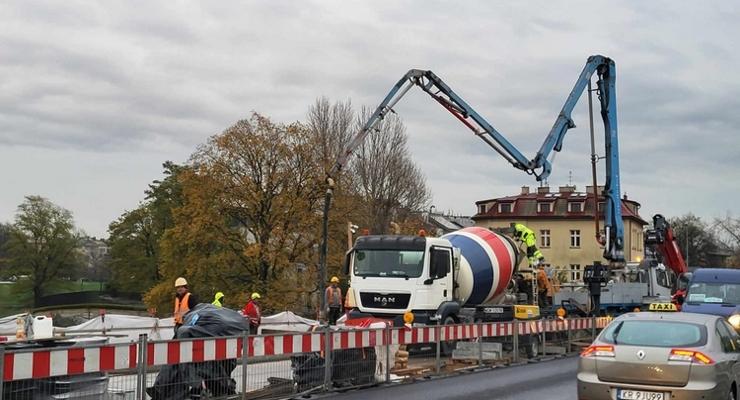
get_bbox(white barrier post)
[478,322,484,367]
[323,326,332,390]
[385,325,391,383]
[0,346,4,396]
[512,322,519,363]
[566,319,572,353]
[241,330,249,400]
[136,334,148,400]
[435,325,441,374]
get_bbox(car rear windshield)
[600,320,707,347]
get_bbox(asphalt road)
[325,356,578,400]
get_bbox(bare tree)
[351,108,431,234]
[307,97,355,173]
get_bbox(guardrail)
[0,316,612,399]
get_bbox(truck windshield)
[353,250,425,278]
[687,282,740,304]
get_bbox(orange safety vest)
[174,292,191,324]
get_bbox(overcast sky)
[1,1,739,237]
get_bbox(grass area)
[0,279,106,315]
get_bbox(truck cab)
[345,235,457,325]
[681,268,740,329]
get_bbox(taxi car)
[577,304,740,400]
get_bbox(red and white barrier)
[1,317,613,382]
[3,343,136,381]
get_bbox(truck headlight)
[728,314,740,329]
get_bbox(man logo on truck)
[375,296,396,306]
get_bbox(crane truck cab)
[343,227,538,328]
[680,268,740,331]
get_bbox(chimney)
[537,186,550,194]
[586,185,606,195]
[623,193,628,200]
[559,185,576,194]
[521,186,530,195]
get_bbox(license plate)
[617,389,664,400]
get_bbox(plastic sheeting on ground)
[258,311,318,334]
[147,304,250,400]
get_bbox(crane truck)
[324,55,625,335]
[555,214,691,316]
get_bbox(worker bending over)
[510,223,545,267]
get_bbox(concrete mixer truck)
[343,227,538,327]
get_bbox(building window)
[540,229,550,248]
[568,201,584,213]
[498,203,512,213]
[597,202,605,213]
[478,204,487,214]
[570,229,581,248]
[537,202,552,213]
[570,264,582,281]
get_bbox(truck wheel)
[440,315,457,356]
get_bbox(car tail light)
[669,349,714,365]
[581,345,615,358]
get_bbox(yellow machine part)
[514,305,541,320]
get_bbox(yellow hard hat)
[330,276,339,283]
[174,277,188,287]
[251,292,261,300]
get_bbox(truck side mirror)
[343,251,352,275]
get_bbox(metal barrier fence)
[0,316,612,399]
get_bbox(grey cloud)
[1,0,739,236]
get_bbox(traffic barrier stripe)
[3,343,137,382]
[2,317,614,382]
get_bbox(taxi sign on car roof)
[648,302,677,312]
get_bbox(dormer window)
[498,203,512,213]
[568,201,584,213]
[537,202,552,213]
[478,204,487,214]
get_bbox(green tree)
[146,113,324,314]
[107,162,185,294]
[5,196,82,306]
[668,214,718,267]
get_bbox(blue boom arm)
[331,55,624,263]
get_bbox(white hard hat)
[175,277,188,287]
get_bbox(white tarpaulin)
[0,313,26,335]
[258,311,318,334]
[60,314,176,342]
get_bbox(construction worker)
[212,291,225,308]
[242,292,262,334]
[510,223,545,267]
[174,277,198,334]
[325,276,343,325]
[536,265,554,308]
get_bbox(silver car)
[578,311,740,400]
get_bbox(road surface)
[325,356,578,400]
